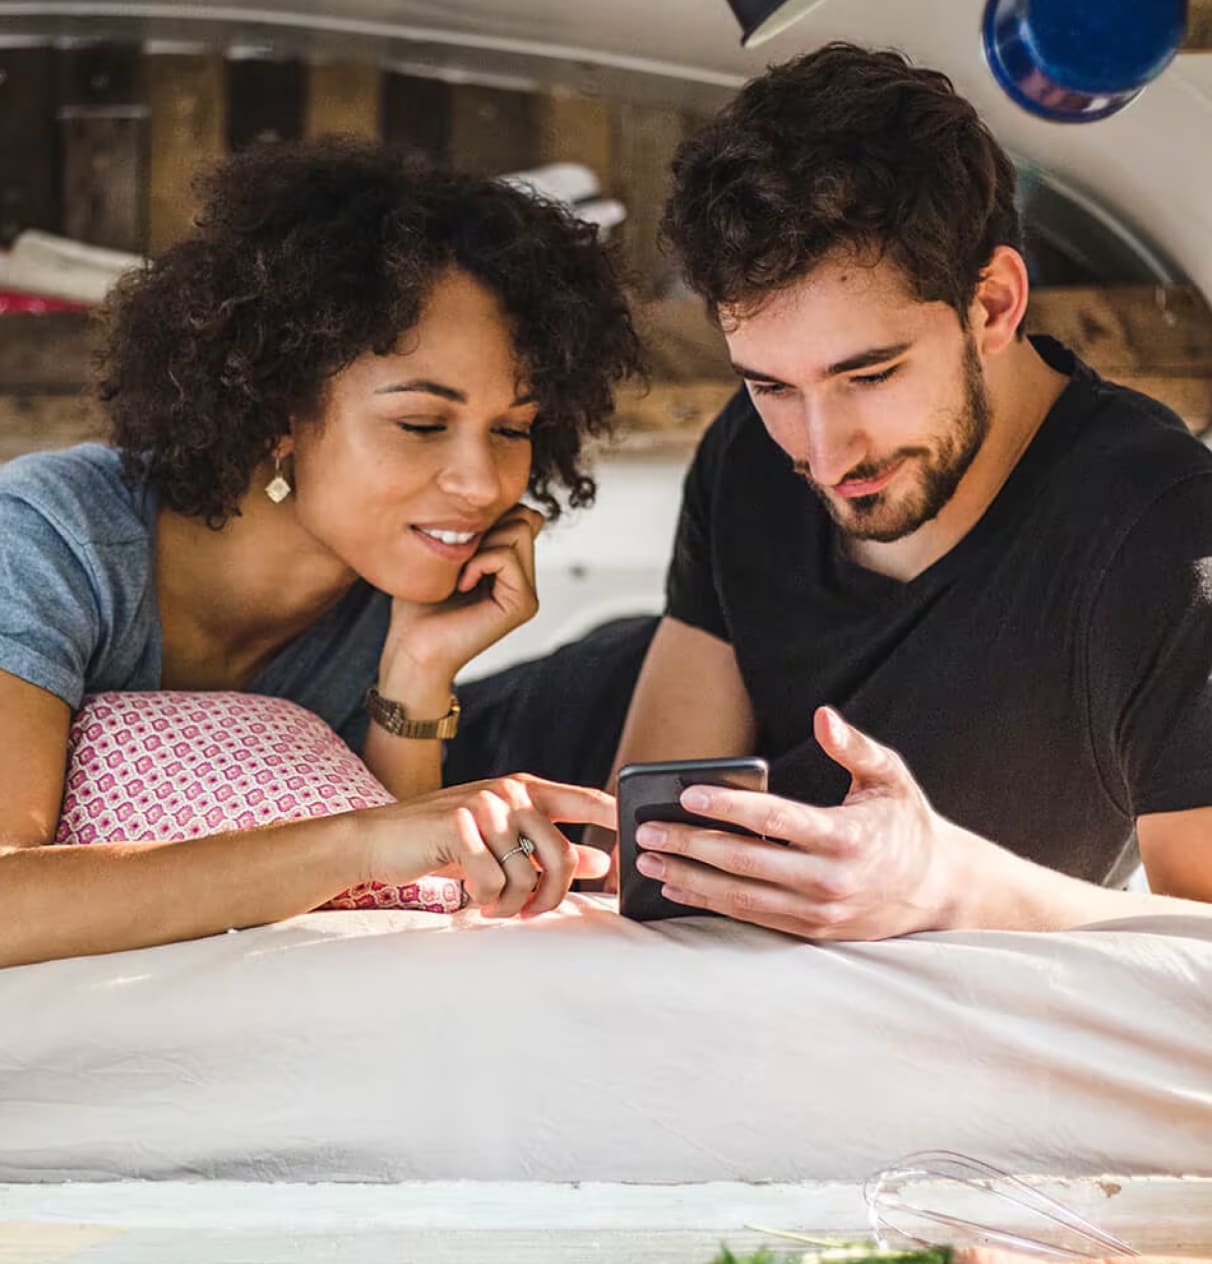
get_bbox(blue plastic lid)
[983,0,1187,123]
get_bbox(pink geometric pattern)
[54,691,464,913]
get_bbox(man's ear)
[968,245,1030,357]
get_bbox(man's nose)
[788,399,864,488]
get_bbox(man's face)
[721,254,991,543]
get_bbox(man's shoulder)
[1070,371,1212,505]
[692,387,778,477]
[0,443,151,550]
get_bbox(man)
[596,42,1212,939]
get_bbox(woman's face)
[284,267,538,603]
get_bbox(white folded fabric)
[1,897,1210,1182]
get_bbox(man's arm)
[582,616,757,858]
[630,707,1212,938]
[1137,807,1212,902]
[609,617,757,770]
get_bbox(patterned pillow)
[54,691,464,913]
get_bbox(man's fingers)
[637,823,853,897]
[813,706,905,789]
[649,854,849,934]
[673,785,844,854]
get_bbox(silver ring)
[498,834,537,866]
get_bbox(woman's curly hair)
[661,42,1023,321]
[98,137,644,524]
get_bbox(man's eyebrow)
[825,343,912,376]
[730,342,913,385]
[373,380,537,408]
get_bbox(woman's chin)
[368,563,462,605]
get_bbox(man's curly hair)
[661,42,1023,321]
[98,138,644,524]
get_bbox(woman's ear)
[273,431,296,460]
[968,245,1030,357]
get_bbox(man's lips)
[833,460,905,499]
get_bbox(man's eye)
[749,381,789,397]
[851,366,899,387]
[397,422,445,434]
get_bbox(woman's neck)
[155,488,359,690]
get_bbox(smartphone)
[617,756,769,923]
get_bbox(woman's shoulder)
[0,443,152,548]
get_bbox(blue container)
[982,0,1188,122]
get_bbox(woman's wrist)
[374,652,457,721]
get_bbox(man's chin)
[828,494,928,544]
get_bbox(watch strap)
[364,686,460,739]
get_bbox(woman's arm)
[361,506,543,802]
[0,671,613,969]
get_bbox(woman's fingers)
[512,775,617,831]
[449,806,506,908]
[503,807,575,916]
[369,776,616,918]
[461,507,542,594]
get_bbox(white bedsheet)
[1,896,1210,1182]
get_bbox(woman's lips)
[410,525,481,562]
[834,460,905,499]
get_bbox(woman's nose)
[436,440,505,508]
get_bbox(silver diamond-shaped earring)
[264,455,292,504]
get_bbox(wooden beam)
[539,92,613,193]
[610,104,687,299]
[0,394,106,463]
[1184,0,1212,50]
[147,53,226,254]
[449,84,540,177]
[1026,285,1212,375]
[0,45,58,246]
[0,313,97,392]
[306,61,381,141]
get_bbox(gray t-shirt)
[0,444,389,751]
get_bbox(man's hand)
[632,707,967,940]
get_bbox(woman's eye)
[397,422,445,434]
[851,366,899,387]
[496,427,534,442]
[749,381,789,397]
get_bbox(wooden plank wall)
[0,40,690,300]
[2,39,1212,459]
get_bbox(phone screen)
[617,756,769,922]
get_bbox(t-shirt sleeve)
[663,407,733,642]
[0,493,101,708]
[1087,474,1212,817]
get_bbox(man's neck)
[843,339,1071,582]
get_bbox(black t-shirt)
[665,337,1212,885]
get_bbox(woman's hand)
[354,772,614,918]
[380,504,544,689]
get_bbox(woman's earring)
[264,455,292,504]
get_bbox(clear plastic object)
[865,1151,1140,1260]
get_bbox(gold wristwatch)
[364,686,461,740]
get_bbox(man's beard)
[795,337,992,544]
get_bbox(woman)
[0,138,643,968]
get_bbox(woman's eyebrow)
[374,379,467,403]
[373,380,537,408]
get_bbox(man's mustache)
[792,447,930,488]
